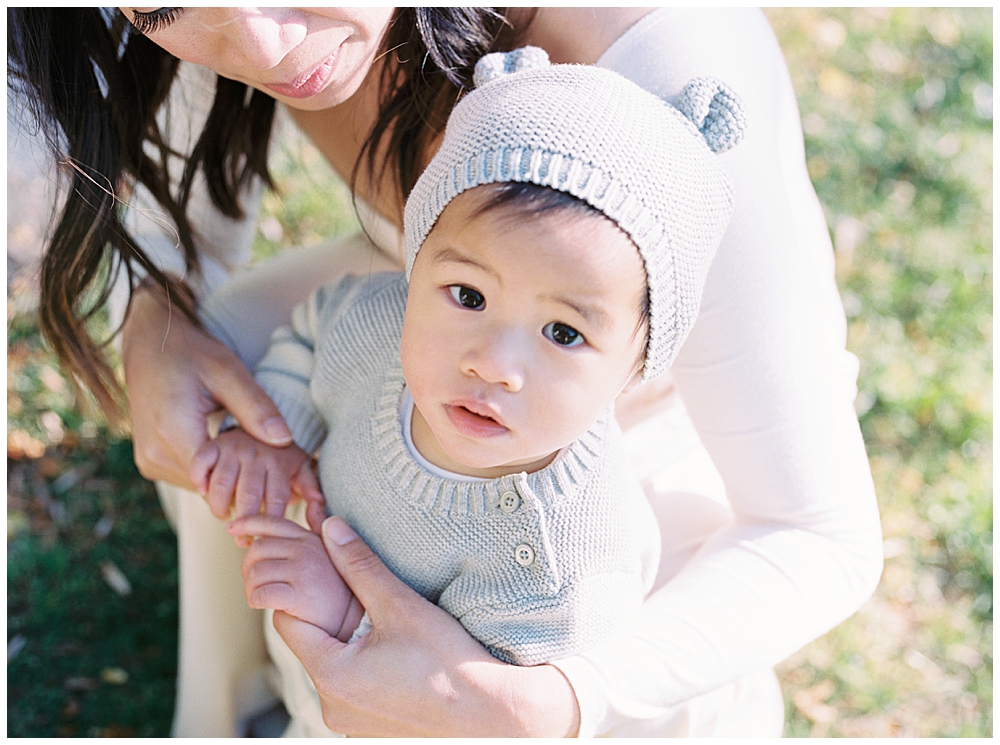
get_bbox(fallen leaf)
[100,667,129,685]
[100,561,132,597]
[7,635,27,662]
[93,515,115,540]
[64,676,99,692]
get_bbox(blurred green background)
[7,8,992,737]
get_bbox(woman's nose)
[220,8,307,70]
[461,331,525,393]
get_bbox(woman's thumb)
[203,357,293,447]
[321,517,415,618]
[272,610,346,678]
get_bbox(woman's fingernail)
[263,417,293,445]
[324,517,357,546]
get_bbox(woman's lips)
[264,53,337,99]
[444,403,508,438]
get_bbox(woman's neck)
[286,9,654,233]
[288,59,401,226]
[521,8,654,65]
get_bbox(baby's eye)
[543,322,584,347]
[448,285,485,310]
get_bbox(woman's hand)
[273,517,582,737]
[121,284,293,490]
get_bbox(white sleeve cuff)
[549,655,610,738]
[348,611,372,644]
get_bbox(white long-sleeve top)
[140,8,883,737]
[541,9,882,737]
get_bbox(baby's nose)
[461,333,525,392]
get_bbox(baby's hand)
[227,515,365,642]
[189,428,326,543]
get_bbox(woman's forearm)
[553,508,882,735]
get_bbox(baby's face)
[401,186,647,479]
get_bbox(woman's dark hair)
[6,8,524,424]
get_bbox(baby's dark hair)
[474,182,651,356]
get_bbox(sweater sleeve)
[251,276,365,455]
[549,9,884,736]
[455,569,647,668]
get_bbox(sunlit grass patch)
[766,7,992,737]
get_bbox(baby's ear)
[674,77,747,154]
[473,46,550,87]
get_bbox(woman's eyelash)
[128,8,184,36]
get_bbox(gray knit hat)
[404,47,746,380]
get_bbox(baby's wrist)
[333,595,366,643]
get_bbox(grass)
[765,8,992,737]
[7,8,992,738]
[8,310,178,736]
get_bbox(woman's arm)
[542,9,883,735]
[116,61,293,488]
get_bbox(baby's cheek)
[538,391,597,449]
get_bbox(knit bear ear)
[675,77,747,154]
[473,46,551,88]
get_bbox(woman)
[8,8,882,737]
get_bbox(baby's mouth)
[445,403,508,437]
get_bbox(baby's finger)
[228,514,311,540]
[233,458,267,521]
[292,459,321,495]
[244,555,299,591]
[241,536,303,568]
[304,496,327,535]
[205,456,240,519]
[293,463,326,533]
[248,581,297,612]
[263,468,292,519]
[189,440,220,495]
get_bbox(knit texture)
[254,273,661,666]
[404,48,745,381]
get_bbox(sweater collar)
[371,367,610,516]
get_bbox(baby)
[192,46,745,731]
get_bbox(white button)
[499,491,520,513]
[514,543,535,566]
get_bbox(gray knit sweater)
[255,272,660,665]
